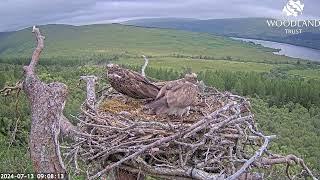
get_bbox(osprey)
[106,64,160,99]
[146,73,201,117]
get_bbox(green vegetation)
[117,57,276,72]
[0,24,319,177]
[252,98,320,170]
[125,17,320,50]
[288,68,320,79]
[0,134,33,173]
[0,24,304,64]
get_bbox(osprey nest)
[65,83,317,180]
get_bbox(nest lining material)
[98,88,226,124]
[65,86,315,180]
[67,86,261,179]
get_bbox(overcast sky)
[0,0,319,32]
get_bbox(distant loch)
[232,37,320,62]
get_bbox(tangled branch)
[64,85,318,180]
[0,81,23,147]
[0,81,22,97]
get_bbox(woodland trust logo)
[282,0,304,17]
[266,0,320,34]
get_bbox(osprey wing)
[122,68,160,99]
[155,79,185,100]
[166,82,199,108]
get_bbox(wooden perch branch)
[260,155,318,180]
[226,135,276,180]
[141,55,149,77]
[80,75,98,107]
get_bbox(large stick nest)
[65,86,317,180]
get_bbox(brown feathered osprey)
[145,73,201,117]
[106,64,160,99]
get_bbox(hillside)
[0,23,306,68]
[124,18,320,50]
[0,23,319,78]
[0,32,11,41]
[0,23,278,59]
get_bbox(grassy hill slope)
[124,18,320,50]
[1,23,319,79]
[0,24,296,63]
[0,32,11,40]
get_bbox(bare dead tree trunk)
[22,26,67,174]
[22,26,139,179]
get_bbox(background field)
[0,24,301,63]
[124,17,320,50]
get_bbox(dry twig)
[64,85,318,180]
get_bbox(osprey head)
[106,63,120,74]
[184,73,198,84]
[107,63,120,69]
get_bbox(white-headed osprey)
[145,73,201,117]
[106,64,160,99]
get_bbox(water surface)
[232,37,320,62]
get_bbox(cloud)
[0,0,319,31]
